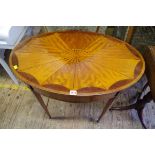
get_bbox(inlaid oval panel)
[9,30,145,96]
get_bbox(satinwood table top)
[9,30,145,96]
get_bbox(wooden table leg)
[96,92,119,122]
[28,86,95,121]
[29,86,52,119]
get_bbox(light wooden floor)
[0,64,149,129]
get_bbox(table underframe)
[29,85,119,122]
[29,83,152,128]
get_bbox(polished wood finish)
[33,86,105,103]
[9,31,145,97]
[9,30,145,121]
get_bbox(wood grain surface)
[9,30,145,96]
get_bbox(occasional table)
[9,30,145,122]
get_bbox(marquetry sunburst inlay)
[10,31,145,95]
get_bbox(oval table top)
[9,30,145,96]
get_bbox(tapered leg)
[29,86,52,119]
[96,92,119,122]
